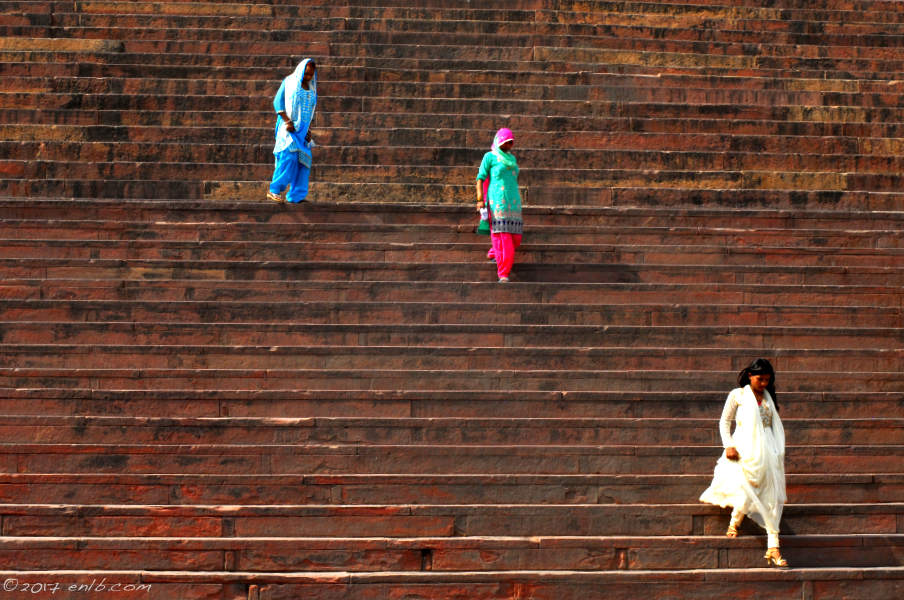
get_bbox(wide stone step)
[0,298,899,328]
[3,345,902,372]
[12,141,904,177]
[10,125,903,158]
[0,387,894,419]
[0,367,898,393]
[8,165,904,195]
[8,126,904,169]
[4,60,897,97]
[1,503,900,537]
[1,415,897,446]
[10,73,904,108]
[2,201,898,230]
[8,46,904,82]
[1,220,900,249]
[1,442,900,477]
[6,109,904,153]
[0,567,900,600]
[2,322,897,350]
[3,220,897,248]
[2,280,898,308]
[1,533,901,571]
[29,9,904,45]
[0,238,899,269]
[1,257,900,286]
[14,90,904,121]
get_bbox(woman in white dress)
[700,358,788,567]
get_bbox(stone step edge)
[2,197,902,219]
[1,533,900,546]
[4,258,903,275]
[1,567,903,585]
[2,240,902,257]
[2,367,900,377]
[3,323,899,336]
[0,502,899,515]
[0,387,893,400]
[4,346,901,357]
[4,281,900,297]
[0,442,904,452]
[0,415,896,427]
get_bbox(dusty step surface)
[0,415,898,446]
[0,367,899,392]
[2,280,899,308]
[2,346,902,373]
[0,388,897,420]
[0,323,900,351]
[0,503,901,537]
[1,239,902,270]
[2,258,902,286]
[0,567,901,600]
[0,443,902,482]
[0,534,900,571]
[2,200,901,229]
[1,219,901,248]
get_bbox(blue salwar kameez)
[269,58,317,203]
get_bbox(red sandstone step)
[10,124,904,161]
[1,322,896,350]
[2,219,897,249]
[16,89,904,123]
[1,238,899,270]
[0,567,898,600]
[9,106,904,145]
[8,172,904,201]
[3,346,901,373]
[0,471,898,505]
[1,256,901,286]
[0,503,900,537]
[1,299,897,328]
[0,534,900,571]
[0,567,897,600]
[0,446,904,482]
[0,366,899,393]
[14,155,904,190]
[1,415,897,446]
[2,200,899,231]
[0,387,894,420]
[6,125,904,164]
[10,75,904,111]
[1,280,898,308]
[30,8,904,47]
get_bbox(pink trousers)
[491,232,521,279]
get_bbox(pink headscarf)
[493,128,514,150]
[483,128,516,210]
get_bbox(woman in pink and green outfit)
[475,128,522,282]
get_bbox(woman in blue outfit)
[268,58,317,203]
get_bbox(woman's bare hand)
[726,447,740,461]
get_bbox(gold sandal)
[764,548,789,568]
[267,191,285,203]
[726,514,743,538]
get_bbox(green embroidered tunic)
[476,151,522,235]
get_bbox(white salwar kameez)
[700,385,786,547]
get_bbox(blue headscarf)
[273,58,317,166]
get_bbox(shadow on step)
[511,263,642,283]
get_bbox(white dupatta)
[700,385,786,534]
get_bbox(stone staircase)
[1,0,903,599]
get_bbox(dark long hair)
[737,358,778,411]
